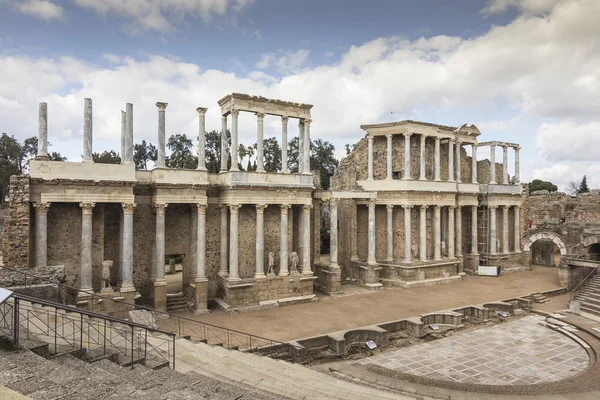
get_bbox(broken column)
[124,103,133,165]
[156,102,167,168]
[37,103,48,160]
[83,98,93,163]
[120,110,126,163]
[196,107,207,171]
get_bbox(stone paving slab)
[357,316,589,385]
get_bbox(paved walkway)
[171,266,562,342]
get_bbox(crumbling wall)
[1,176,30,268]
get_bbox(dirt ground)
[175,265,563,342]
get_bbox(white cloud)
[533,163,600,190]
[256,49,310,73]
[256,53,274,69]
[2,0,65,20]
[101,53,121,64]
[481,0,567,16]
[536,121,600,162]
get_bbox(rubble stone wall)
[1,176,30,268]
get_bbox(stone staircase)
[166,293,188,313]
[574,272,600,317]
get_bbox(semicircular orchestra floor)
[357,315,589,386]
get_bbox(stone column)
[83,98,93,163]
[155,102,167,168]
[230,109,240,171]
[386,134,393,180]
[472,144,478,183]
[280,205,290,275]
[281,117,289,173]
[434,205,441,261]
[456,206,463,257]
[419,134,426,180]
[298,120,305,173]
[448,206,455,258]
[256,113,265,172]
[403,205,413,263]
[34,203,50,268]
[330,200,339,268]
[367,135,374,180]
[79,202,95,291]
[448,139,454,182]
[419,205,427,261]
[514,205,521,252]
[220,116,228,172]
[303,119,311,174]
[219,205,228,277]
[489,206,497,254]
[37,103,48,159]
[189,206,197,277]
[154,204,168,280]
[254,204,267,279]
[455,139,461,183]
[121,203,136,290]
[196,204,207,279]
[351,201,358,261]
[367,200,377,265]
[490,144,496,184]
[386,204,394,262]
[502,205,509,254]
[503,145,509,184]
[403,133,412,180]
[434,137,441,181]
[229,204,241,281]
[120,110,126,163]
[302,205,313,274]
[124,103,133,165]
[196,107,207,171]
[471,205,478,254]
[514,147,520,183]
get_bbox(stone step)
[580,305,600,317]
[580,302,600,313]
[578,297,600,308]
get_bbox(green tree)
[92,150,121,164]
[262,137,282,173]
[238,144,255,171]
[344,143,357,156]
[0,133,22,204]
[166,134,196,169]
[133,140,157,170]
[286,136,339,189]
[205,129,231,173]
[288,136,300,173]
[579,175,590,194]
[527,179,558,194]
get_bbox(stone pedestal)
[464,253,480,274]
[314,262,343,295]
[189,277,209,315]
[153,279,167,312]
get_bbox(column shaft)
[490,145,496,184]
[330,200,339,268]
[455,140,461,183]
[302,205,313,274]
[419,205,427,261]
[368,135,374,180]
[220,116,228,172]
[189,206,198,276]
[419,135,426,180]
[122,203,135,288]
[471,205,478,254]
[255,205,267,278]
[514,206,521,252]
[503,146,509,184]
[37,103,48,158]
[156,102,167,168]
[514,147,520,183]
[298,121,304,173]
[434,137,441,181]
[367,201,377,264]
[154,204,167,280]
[351,201,358,260]
[502,206,509,253]
[34,203,50,268]
[303,120,311,174]
[448,139,454,181]
[280,205,290,275]
[83,98,93,162]
[196,204,207,279]
[403,206,413,263]
[124,103,133,165]
[80,203,95,290]
[231,110,240,171]
[489,206,497,254]
[386,134,392,180]
[448,206,455,258]
[219,206,228,276]
[197,107,207,171]
[403,133,412,180]
[281,117,289,173]
[386,204,394,262]
[120,110,126,164]
[456,206,462,257]
[472,144,478,183]
[229,205,241,280]
[256,113,265,172]
[434,206,441,261]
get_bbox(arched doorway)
[581,236,600,261]
[524,232,567,267]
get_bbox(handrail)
[570,266,599,302]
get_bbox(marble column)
[489,206,497,254]
[456,206,463,257]
[448,139,455,182]
[219,205,228,277]
[255,113,265,172]
[189,206,198,277]
[386,204,394,262]
[472,144,478,184]
[37,103,48,159]
[255,204,267,279]
[403,133,412,180]
[230,110,240,171]
[196,107,207,171]
[350,201,359,261]
[386,134,393,180]
[220,116,228,172]
[514,206,521,252]
[122,203,136,290]
[490,144,496,184]
[298,121,305,173]
[154,204,167,281]
[196,204,207,279]
[448,206,455,258]
[79,202,95,291]
[156,102,167,168]
[514,147,520,183]
[419,135,426,180]
[471,205,478,254]
[419,205,427,261]
[434,137,441,181]
[434,205,441,261]
[280,205,290,275]
[281,117,289,173]
[502,146,509,184]
[403,205,413,263]
[124,103,133,165]
[229,204,241,281]
[367,200,377,265]
[83,98,93,163]
[367,135,374,180]
[502,205,509,254]
[455,139,461,183]
[120,110,126,164]
[330,200,339,268]
[302,205,313,274]
[34,203,50,269]
[303,119,311,174]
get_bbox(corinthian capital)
[154,203,168,214]
[122,203,137,214]
[34,202,51,214]
[79,202,95,215]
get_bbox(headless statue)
[290,252,299,273]
[101,260,113,290]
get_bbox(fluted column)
[514,206,521,252]
[155,102,167,168]
[455,139,461,183]
[330,200,339,268]
[124,103,133,165]
[37,103,48,159]
[471,205,478,254]
[80,202,95,291]
[120,110,126,163]
[367,200,377,265]
[434,137,441,181]
[302,205,313,274]
[448,206,455,258]
[219,205,228,277]
[122,203,136,289]
[472,144,478,183]
[403,133,412,180]
[386,204,394,262]
[502,205,509,253]
[280,205,290,275]
[229,204,241,281]
[489,206,498,254]
[403,205,413,263]
[434,205,441,261]
[419,134,426,180]
[419,205,427,261]
[34,203,50,268]
[514,147,520,183]
[196,204,207,279]
[230,109,240,171]
[154,204,167,281]
[448,139,455,182]
[298,121,305,173]
[255,204,267,279]
[490,144,496,184]
[456,206,463,257]
[502,145,509,184]
[303,119,311,174]
[367,135,374,180]
[196,107,207,171]
[83,98,93,163]
[220,116,228,172]
[281,117,289,173]
[386,134,393,180]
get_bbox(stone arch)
[581,235,600,248]
[523,232,567,255]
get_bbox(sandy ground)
[168,265,563,342]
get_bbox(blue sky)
[1,0,599,191]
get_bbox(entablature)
[218,93,312,120]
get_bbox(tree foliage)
[133,140,157,170]
[166,134,196,169]
[92,150,121,164]
[579,175,590,194]
[527,179,558,194]
[286,136,338,188]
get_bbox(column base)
[196,167,208,172]
[350,255,359,261]
[228,275,241,282]
[278,270,290,277]
[254,273,267,279]
[153,279,167,312]
[418,177,427,181]
[329,262,340,269]
[218,271,229,277]
[434,178,442,182]
[120,284,136,293]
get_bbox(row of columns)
[488,205,521,254]
[488,144,521,184]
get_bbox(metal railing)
[0,292,176,368]
[0,266,299,360]
[570,266,599,302]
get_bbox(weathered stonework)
[1,176,30,269]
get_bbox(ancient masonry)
[2,93,525,313]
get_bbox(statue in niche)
[290,252,299,273]
[411,241,419,258]
[441,240,447,257]
[101,260,113,290]
[496,238,501,252]
[267,252,275,276]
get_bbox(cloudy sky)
[0,0,598,191]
